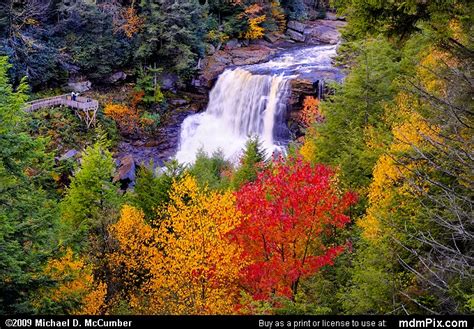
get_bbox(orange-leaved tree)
[298,96,324,163]
[104,103,139,135]
[299,96,323,127]
[233,157,357,301]
[121,7,144,38]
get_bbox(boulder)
[225,39,241,50]
[231,45,275,66]
[206,43,216,55]
[287,20,306,33]
[286,29,306,43]
[305,26,339,45]
[114,154,136,183]
[58,149,78,161]
[324,12,338,21]
[264,33,281,44]
[304,20,346,45]
[107,71,127,84]
[67,80,92,93]
[158,73,179,92]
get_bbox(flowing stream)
[175,44,341,164]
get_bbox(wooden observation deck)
[25,94,99,128]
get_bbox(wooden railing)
[25,95,99,112]
[25,94,99,128]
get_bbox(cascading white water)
[175,68,290,164]
[175,44,341,164]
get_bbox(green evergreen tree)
[310,37,402,212]
[136,0,207,77]
[60,139,122,252]
[135,66,165,104]
[129,160,185,222]
[341,240,400,314]
[188,149,231,191]
[281,0,308,20]
[336,0,472,42]
[57,1,133,80]
[232,136,267,190]
[0,57,59,314]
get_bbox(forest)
[0,0,472,316]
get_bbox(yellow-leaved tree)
[33,248,107,315]
[347,41,472,313]
[244,15,266,40]
[359,101,439,242]
[240,4,266,40]
[108,176,245,314]
[107,205,160,311]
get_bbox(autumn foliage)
[240,5,266,40]
[233,157,357,300]
[113,7,144,38]
[298,96,324,162]
[150,175,245,314]
[270,1,287,33]
[104,91,158,135]
[34,249,107,315]
[299,96,323,127]
[104,103,139,134]
[108,176,245,314]
[121,7,144,38]
[102,162,357,312]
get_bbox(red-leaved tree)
[233,157,357,301]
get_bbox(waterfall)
[175,44,342,164]
[175,68,290,164]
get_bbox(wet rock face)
[114,105,201,183]
[200,19,346,89]
[304,20,346,45]
[286,19,346,45]
[199,45,277,88]
[290,78,315,109]
[199,51,233,88]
